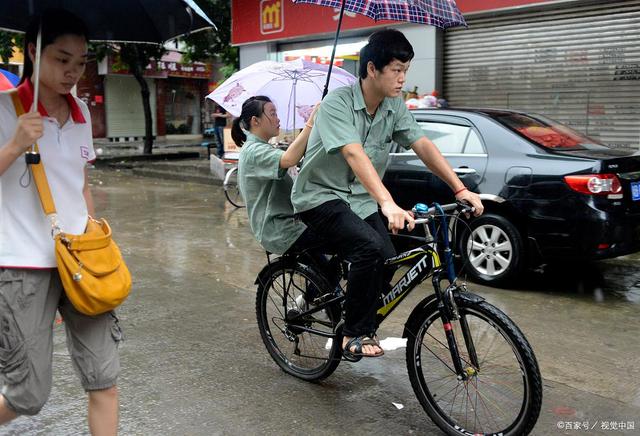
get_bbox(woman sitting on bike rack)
[231,96,327,263]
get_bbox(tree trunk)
[130,47,154,155]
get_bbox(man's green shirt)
[291,81,424,218]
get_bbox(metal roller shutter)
[444,1,640,148]
[105,75,157,139]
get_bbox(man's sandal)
[342,336,385,362]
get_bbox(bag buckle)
[48,214,62,238]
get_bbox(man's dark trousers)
[300,199,395,337]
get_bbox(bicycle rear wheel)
[405,296,542,435]
[256,259,342,381]
[223,167,245,208]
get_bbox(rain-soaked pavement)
[5,168,640,435]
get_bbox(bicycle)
[223,141,291,208]
[223,165,245,208]
[254,201,543,435]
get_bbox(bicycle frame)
[281,203,479,378]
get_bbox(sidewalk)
[93,135,224,185]
[94,135,207,157]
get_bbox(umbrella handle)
[322,0,346,99]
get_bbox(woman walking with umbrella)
[0,10,119,433]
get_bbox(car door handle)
[453,167,477,175]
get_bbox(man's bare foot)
[342,336,384,359]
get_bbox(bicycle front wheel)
[405,296,542,435]
[256,259,342,381]
[223,167,245,208]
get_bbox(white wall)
[237,25,440,95]
[239,43,275,69]
[402,24,442,96]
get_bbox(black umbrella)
[0,0,215,160]
[0,0,215,43]
[0,0,215,109]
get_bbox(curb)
[95,151,202,167]
[130,168,222,186]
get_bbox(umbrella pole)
[293,77,296,133]
[32,25,42,113]
[322,0,346,99]
[25,24,43,165]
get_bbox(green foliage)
[119,44,167,76]
[90,42,166,72]
[89,41,111,63]
[219,64,237,81]
[89,42,165,154]
[0,31,23,65]
[181,0,238,69]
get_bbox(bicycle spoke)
[449,382,462,418]
[267,290,286,319]
[468,377,509,427]
[422,341,457,375]
[258,263,341,381]
[410,306,534,435]
[424,325,476,370]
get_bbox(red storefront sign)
[232,0,561,45]
[107,55,212,79]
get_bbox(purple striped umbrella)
[292,0,466,96]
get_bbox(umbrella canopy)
[0,0,215,43]
[207,59,357,131]
[0,68,20,90]
[0,0,214,117]
[293,0,466,27]
[292,0,465,97]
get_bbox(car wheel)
[459,214,524,286]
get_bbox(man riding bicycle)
[291,29,484,360]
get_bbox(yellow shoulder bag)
[10,91,131,316]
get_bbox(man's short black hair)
[358,29,414,80]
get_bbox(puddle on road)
[520,258,640,304]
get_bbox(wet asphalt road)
[4,169,640,435]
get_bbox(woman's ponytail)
[230,95,272,147]
[231,117,247,147]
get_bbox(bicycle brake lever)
[456,200,475,216]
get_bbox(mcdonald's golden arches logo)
[260,0,284,34]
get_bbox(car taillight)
[564,174,623,197]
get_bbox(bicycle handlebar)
[412,201,475,225]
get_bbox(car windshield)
[491,113,611,151]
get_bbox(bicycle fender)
[401,291,485,339]
[253,257,317,286]
[254,264,272,286]
[254,257,288,286]
[454,290,485,305]
[402,295,438,339]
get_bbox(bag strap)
[9,90,61,235]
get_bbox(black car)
[383,108,640,286]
